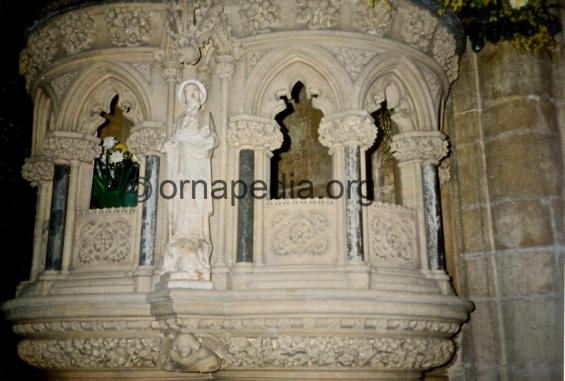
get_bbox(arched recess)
[244,44,351,119]
[57,62,151,134]
[356,56,437,133]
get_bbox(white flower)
[102,136,117,150]
[109,151,124,164]
[509,0,528,9]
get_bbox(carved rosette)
[228,116,283,151]
[21,157,53,186]
[58,12,96,54]
[127,125,166,155]
[319,110,377,151]
[271,211,329,257]
[77,219,133,266]
[42,133,102,163]
[105,7,151,47]
[238,0,280,34]
[390,132,449,164]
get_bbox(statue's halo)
[177,79,207,105]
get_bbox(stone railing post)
[22,156,54,280]
[228,115,283,266]
[41,131,102,272]
[390,131,449,272]
[319,110,377,263]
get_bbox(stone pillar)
[22,157,54,277]
[448,42,564,380]
[228,115,283,265]
[41,132,101,272]
[319,110,377,262]
[127,122,166,268]
[391,131,449,272]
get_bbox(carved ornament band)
[390,131,448,164]
[42,132,101,163]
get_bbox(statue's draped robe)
[165,111,217,241]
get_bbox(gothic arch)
[356,56,437,133]
[57,62,151,134]
[244,44,351,119]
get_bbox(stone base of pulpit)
[158,272,214,290]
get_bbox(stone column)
[228,115,283,265]
[21,156,53,279]
[319,110,377,262]
[391,131,449,272]
[127,122,166,267]
[214,55,234,274]
[41,132,101,272]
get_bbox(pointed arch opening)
[90,94,139,209]
[270,82,332,199]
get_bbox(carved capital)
[318,110,377,150]
[22,157,53,186]
[215,55,235,80]
[127,122,166,155]
[42,132,101,163]
[390,132,448,164]
[228,115,283,151]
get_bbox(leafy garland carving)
[18,338,162,369]
[105,7,151,47]
[368,208,416,265]
[238,0,280,34]
[77,220,132,265]
[329,47,377,80]
[58,12,96,54]
[127,127,165,155]
[296,0,342,30]
[354,0,396,36]
[270,211,329,257]
[219,336,454,369]
[20,28,58,89]
[401,7,437,52]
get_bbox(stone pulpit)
[5,0,472,380]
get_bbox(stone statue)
[161,79,218,282]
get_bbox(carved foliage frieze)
[21,157,53,186]
[433,26,459,83]
[219,336,454,370]
[297,0,342,29]
[368,204,417,267]
[238,0,280,34]
[58,12,96,54]
[42,134,102,163]
[354,0,396,36]
[390,133,449,163]
[401,7,437,52]
[127,126,165,155]
[18,338,162,369]
[105,7,152,47]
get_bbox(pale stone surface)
[5,1,471,380]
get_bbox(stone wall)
[445,32,565,381]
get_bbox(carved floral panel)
[264,200,337,265]
[73,208,136,268]
[367,203,418,268]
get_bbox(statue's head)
[178,79,207,113]
[174,334,200,357]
